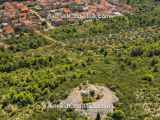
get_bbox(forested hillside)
[0,0,160,120]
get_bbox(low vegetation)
[0,0,160,120]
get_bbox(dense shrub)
[5,33,48,52]
[147,49,160,57]
[95,112,101,120]
[82,96,93,103]
[152,66,159,72]
[130,47,143,57]
[10,92,34,106]
[150,58,159,66]
[109,110,126,120]
[142,74,154,82]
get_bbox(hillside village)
[0,1,32,38]
[37,0,131,24]
[0,0,132,38]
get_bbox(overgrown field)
[0,0,160,120]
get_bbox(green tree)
[110,110,125,120]
[95,112,101,120]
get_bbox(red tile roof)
[3,25,15,35]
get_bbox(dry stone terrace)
[58,84,119,119]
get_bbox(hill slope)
[0,0,160,120]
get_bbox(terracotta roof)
[3,25,14,35]
[75,0,81,4]
[4,2,15,10]
[64,8,71,14]
[3,2,16,17]
[15,3,24,9]
[15,3,29,13]
[88,5,97,12]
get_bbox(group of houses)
[0,0,132,37]
[36,0,128,26]
[0,1,33,38]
